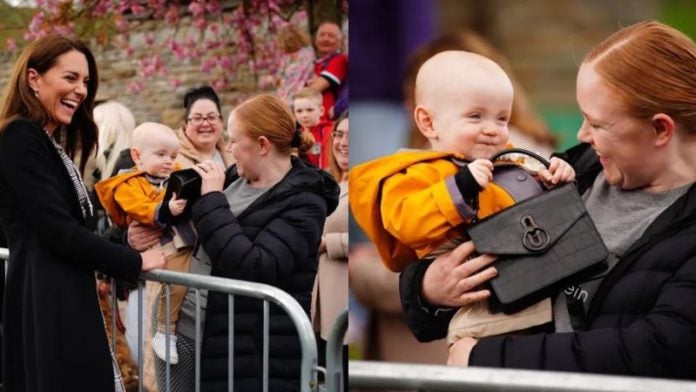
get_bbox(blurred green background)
[432,0,696,151]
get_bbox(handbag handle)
[489,148,550,169]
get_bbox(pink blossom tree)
[9,0,345,96]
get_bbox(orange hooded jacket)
[94,164,181,228]
[349,150,524,272]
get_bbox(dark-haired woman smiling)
[0,34,165,391]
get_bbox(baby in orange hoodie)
[350,51,576,351]
[95,122,192,365]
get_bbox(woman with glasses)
[127,85,235,391]
[177,85,235,169]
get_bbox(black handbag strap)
[489,148,550,169]
[469,148,552,218]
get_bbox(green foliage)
[0,1,32,50]
[660,0,696,40]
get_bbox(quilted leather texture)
[468,183,608,307]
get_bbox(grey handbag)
[467,148,608,314]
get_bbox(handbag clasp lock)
[520,215,550,252]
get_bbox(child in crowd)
[95,122,196,365]
[292,87,333,169]
[350,51,576,347]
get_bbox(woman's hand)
[421,241,497,308]
[127,220,163,251]
[140,247,166,271]
[447,336,479,367]
[192,160,226,195]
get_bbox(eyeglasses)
[332,130,348,140]
[188,114,222,126]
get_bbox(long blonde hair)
[94,101,135,178]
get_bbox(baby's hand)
[538,157,576,187]
[168,192,187,216]
[468,159,494,189]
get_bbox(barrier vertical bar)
[325,309,348,392]
[263,300,269,392]
[137,280,144,392]
[228,294,234,392]
[195,289,201,392]
[111,277,117,355]
[165,283,171,392]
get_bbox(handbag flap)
[468,183,585,255]
[165,168,201,202]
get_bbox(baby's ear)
[130,147,141,165]
[414,105,436,139]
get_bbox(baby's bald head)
[415,50,513,109]
[131,122,179,152]
[130,122,180,176]
[413,51,514,155]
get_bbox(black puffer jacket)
[400,143,696,379]
[192,157,339,392]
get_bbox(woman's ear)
[26,68,40,93]
[258,135,271,155]
[651,113,675,147]
[414,105,437,140]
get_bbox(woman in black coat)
[399,20,696,379]
[0,34,165,392]
[189,94,339,391]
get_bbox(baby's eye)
[467,113,481,120]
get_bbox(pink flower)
[218,56,233,70]
[6,38,16,52]
[115,14,129,31]
[131,4,147,16]
[206,1,223,14]
[212,78,227,91]
[124,44,135,57]
[194,16,207,31]
[127,81,144,94]
[164,5,180,24]
[188,1,205,18]
[169,77,182,89]
[144,33,155,46]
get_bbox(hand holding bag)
[163,168,202,208]
[467,148,608,314]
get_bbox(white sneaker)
[152,331,179,364]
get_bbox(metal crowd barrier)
[129,269,319,392]
[325,308,348,392]
[349,361,696,391]
[0,248,320,392]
